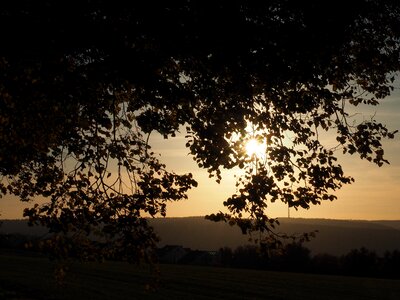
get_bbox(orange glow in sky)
[1,90,399,221]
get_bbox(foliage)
[0,0,399,262]
[0,233,30,249]
[215,244,400,279]
[341,247,379,277]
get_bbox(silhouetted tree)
[341,247,379,277]
[233,245,266,269]
[266,242,311,272]
[218,247,234,267]
[312,253,340,275]
[0,1,399,263]
[282,242,311,272]
[0,233,29,249]
[381,250,400,278]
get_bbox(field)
[0,251,399,300]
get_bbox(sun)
[245,138,266,158]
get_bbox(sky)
[1,87,399,221]
[148,86,400,221]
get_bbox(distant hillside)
[149,217,400,256]
[2,217,400,256]
[276,218,400,256]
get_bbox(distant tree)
[282,242,311,272]
[312,253,340,275]
[0,233,29,250]
[381,250,400,278]
[266,242,311,272]
[0,1,399,262]
[218,247,234,267]
[232,245,266,269]
[341,247,379,277]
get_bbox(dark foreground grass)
[0,251,399,300]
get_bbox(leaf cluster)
[0,0,399,262]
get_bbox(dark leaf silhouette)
[0,0,399,263]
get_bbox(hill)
[1,217,400,255]
[149,217,400,256]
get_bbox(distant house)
[157,245,189,264]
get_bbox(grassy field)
[0,251,399,300]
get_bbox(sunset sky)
[1,86,399,221]
[151,84,400,221]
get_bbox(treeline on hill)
[157,243,400,279]
[1,232,399,279]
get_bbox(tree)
[217,247,234,267]
[232,245,265,269]
[382,250,400,278]
[0,0,399,262]
[341,247,379,277]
